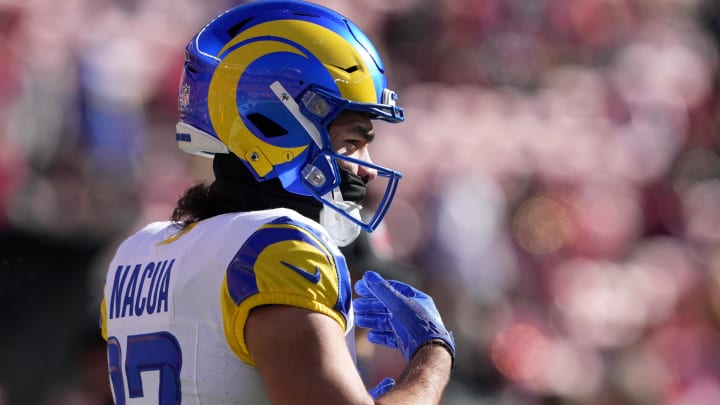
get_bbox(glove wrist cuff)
[416,339,455,370]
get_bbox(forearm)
[375,343,453,405]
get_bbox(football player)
[100,1,455,403]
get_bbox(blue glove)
[353,271,455,363]
[368,377,395,399]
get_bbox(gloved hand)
[368,377,395,399]
[353,271,455,363]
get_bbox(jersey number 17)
[107,331,182,404]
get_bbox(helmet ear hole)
[247,113,288,137]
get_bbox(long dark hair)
[171,182,218,225]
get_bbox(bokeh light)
[491,323,548,383]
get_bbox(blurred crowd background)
[0,0,718,404]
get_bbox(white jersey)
[100,208,355,404]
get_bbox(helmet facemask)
[272,81,403,246]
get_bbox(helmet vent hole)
[247,113,288,137]
[330,64,359,73]
[227,17,254,38]
[292,11,320,18]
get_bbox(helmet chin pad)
[320,194,362,247]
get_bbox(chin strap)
[319,188,362,247]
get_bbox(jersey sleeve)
[220,216,352,365]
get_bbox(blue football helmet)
[176,0,404,241]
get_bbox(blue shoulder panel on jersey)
[225,216,351,316]
[333,255,352,316]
